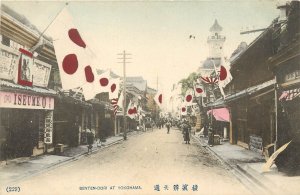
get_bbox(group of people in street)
[159,117,192,144]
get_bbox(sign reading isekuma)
[0,91,54,110]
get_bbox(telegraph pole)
[117,51,131,140]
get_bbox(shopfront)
[0,90,55,160]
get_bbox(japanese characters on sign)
[44,111,53,144]
[0,44,19,80]
[0,45,52,88]
[32,59,51,87]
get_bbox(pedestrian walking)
[86,129,94,154]
[166,121,171,134]
[182,120,191,144]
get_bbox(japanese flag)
[94,70,111,94]
[127,100,137,119]
[194,84,204,97]
[218,57,232,89]
[181,105,187,116]
[154,91,163,109]
[48,7,91,90]
[184,88,194,106]
[81,65,97,100]
[109,77,120,100]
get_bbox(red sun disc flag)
[48,7,89,90]
[100,78,109,86]
[186,94,192,102]
[218,57,232,88]
[158,94,162,104]
[62,54,78,75]
[84,65,94,83]
[194,84,204,97]
[184,89,194,106]
[68,28,86,48]
[219,66,227,81]
[154,91,163,109]
[181,106,187,116]
[127,100,137,119]
[81,64,98,100]
[93,70,111,94]
[109,78,120,99]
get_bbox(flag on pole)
[179,100,187,116]
[184,88,194,106]
[94,69,111,94]
[218,57,232,92]
[127,100,137,119]
[200,75,218,84]
[154,91,163,109]
[109,77,120,99]
[81,64,97,100]
[48,7,91,90]
[194,83,204,97]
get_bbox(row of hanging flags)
[166,56,233,117]
[46,7,232,118]
[43,7,142,118]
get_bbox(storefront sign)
[32,59,51,87]
[44,111,53,144]
[0,45,19,80]
[0,45,51,87]
[0,91,54,110]
[17,48,33,86]
[284,69,300,82]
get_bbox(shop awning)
[207,108,230,122]
[206,79,276,108]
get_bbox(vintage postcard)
[0,0,300,194]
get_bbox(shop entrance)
[2,109,41,159]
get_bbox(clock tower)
[207,19,226,58]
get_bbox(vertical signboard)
[17,48,33,86]
[44,111,53,144]
[0,45,19,80]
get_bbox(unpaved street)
[9,128,251,195]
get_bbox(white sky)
[3,0,280,104]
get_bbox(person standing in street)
[166,121,171,134]
[182,120,191,144]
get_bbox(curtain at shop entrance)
[0,109,43,159]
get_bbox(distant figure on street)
[87,130,94,154]
[166,121,171,134]
[182,120,191,144]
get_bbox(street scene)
[0,0,300,195]
[1,128,251,195]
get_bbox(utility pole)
[117,51,131,140]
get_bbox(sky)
[2,0,280,104]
